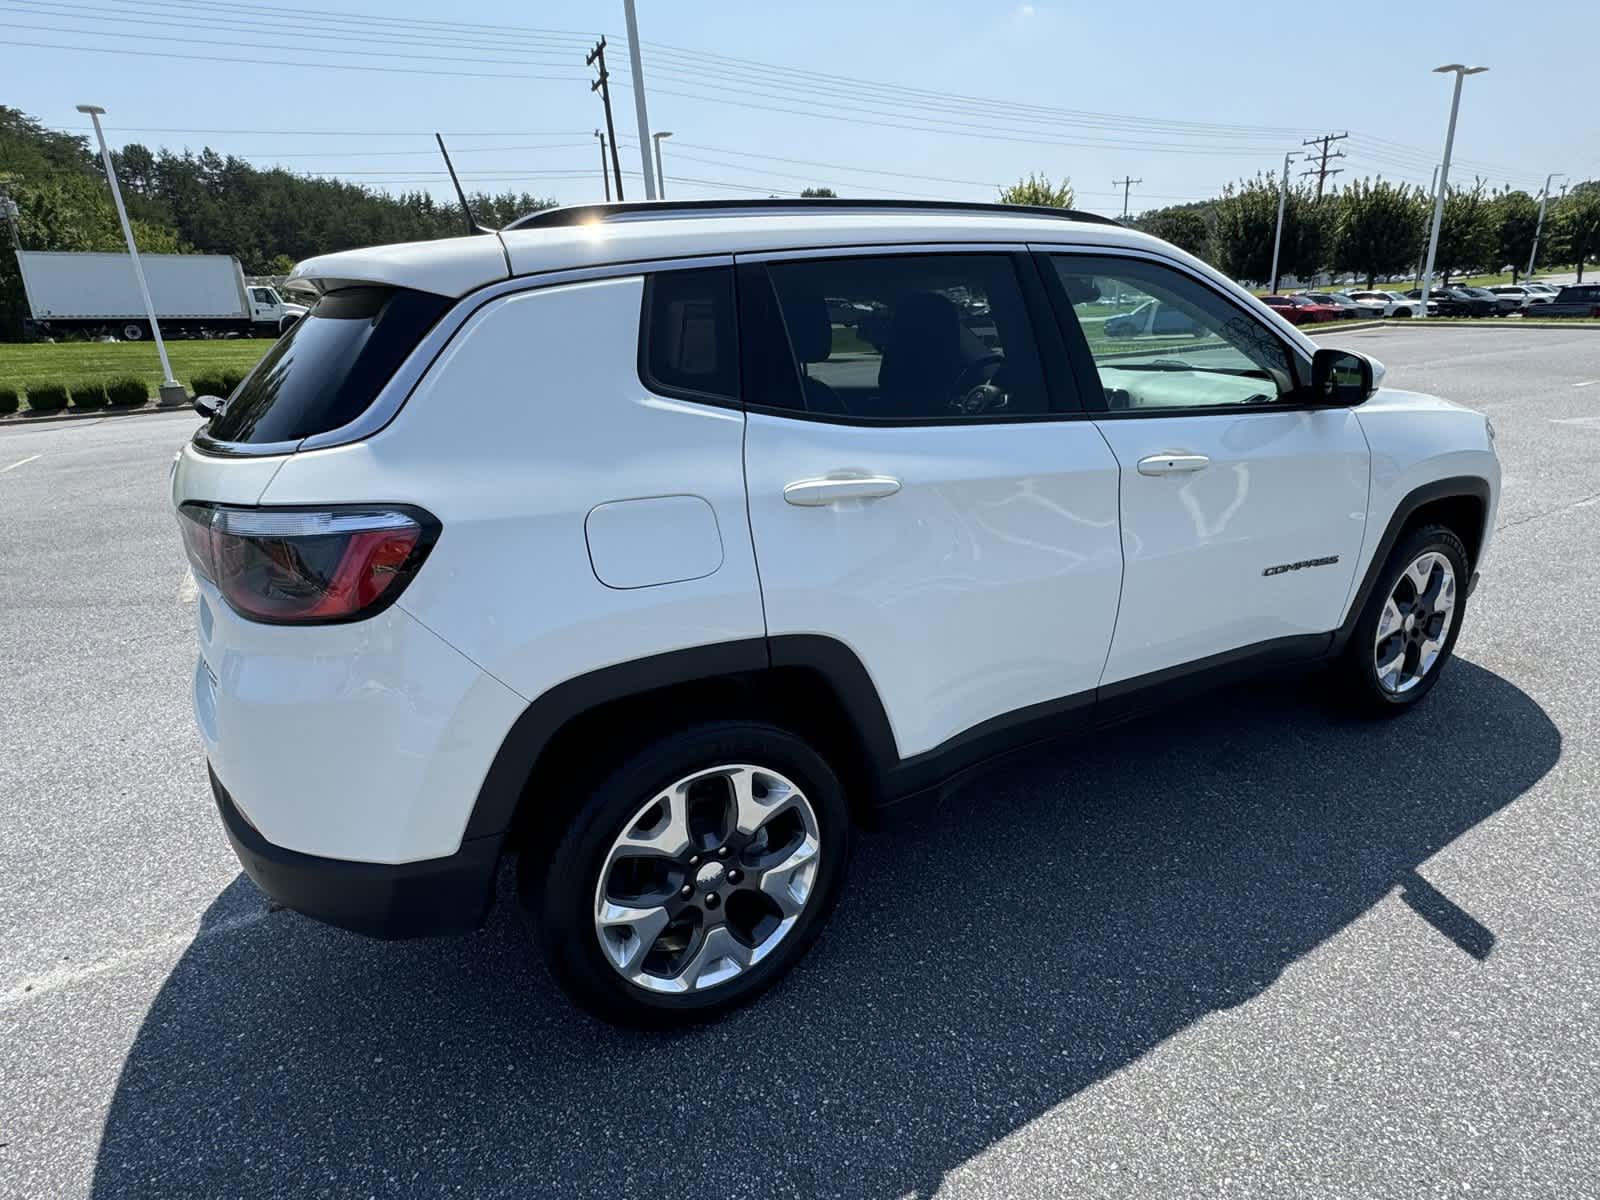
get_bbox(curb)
[0,401,197,428]
[1317,319,1600,334]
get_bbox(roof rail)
[502,197,1121,231]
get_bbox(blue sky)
[4,0,1595,215]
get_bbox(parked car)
[1261,294,1343,324]
[1403,287,1494,318]
[174,197,1501,1026]
[1487,285,1546,310]
[1104,298,1203,337]
[1526,283,1600,318]
[1463,286,1519,316]
[1346,290,1418,318]
[1523,282,1561,300]
[1301,291,1368,320]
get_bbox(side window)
[758,253,1048,421]
[1049,255,1298,412]
[251,288,273,304]
[639,267,738,402]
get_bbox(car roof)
[286,199,1171,299]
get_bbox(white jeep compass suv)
[174,199,1500,1026]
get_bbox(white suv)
[173,199,1500,1026]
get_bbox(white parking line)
[1575,380,1599,388]
[1,453,42,473]
[177,570,199,603]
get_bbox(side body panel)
[257,274,767,707]
[1092,409,1371,685]
[743,413,1124,758]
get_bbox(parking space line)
[1,453,42,473]
[1575,380,1599,388]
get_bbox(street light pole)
[652,131,672,199]
[1269,151,1297,295]
[1526,171,1564,279]
[78,104,186,405]
[621,0,657,200]
[1419,64,1487,319]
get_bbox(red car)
[1260,294,1343,325]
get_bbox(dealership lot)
[2,326,1598,1198]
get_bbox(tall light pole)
[1419,64,1488,319]
[1269,151,1298,295]
[1526,171,1565,279]
[621,0,657,200]
[78,104,186,405]
[652,131,673,199]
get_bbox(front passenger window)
[1050,255,1297,412]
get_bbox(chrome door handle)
[783,475,902,506]
[1137,453,1210,476]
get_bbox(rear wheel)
[528,720,851,1027]
[121,321,146,341]
[1336,525,1468,714]
[1394,307,1412,318]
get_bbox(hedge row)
[3,368,248,416]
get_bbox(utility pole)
[587,37,625,201]
[1527,172,1564,279]
[621,0,657,200]
[594,129,611,202]
[1300,132,1348,201]
[1111,176,1141,219]
[652,131,673,199]
[1270,152,1298,294]
[77,103,186,407]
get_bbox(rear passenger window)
[639,267,738,402]
[757,254,1048,421]
[205,286,449,445]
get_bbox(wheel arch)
[1334,474,1491,652]
[469,636,899,865]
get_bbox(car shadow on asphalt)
[89,659,1558,1199]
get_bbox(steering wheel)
[949,353,1008,415]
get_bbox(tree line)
[0,106,554,339]
[1132,173,1600,290]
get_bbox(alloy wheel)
[592,764,822,994]
[1374,550,1457,694]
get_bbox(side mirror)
[193,393,223,420]
[1309,347,1376,406]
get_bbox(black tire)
[121,321,146,341]
[1336,524,1469,715]
[1394,307,1412,319]
[526,720,851,1028]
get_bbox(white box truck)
[16,250,306,341]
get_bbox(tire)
[1394,307,1411,319]
[1335,524,1469,715]
[121,322,146,341]
[527,720,852,1027]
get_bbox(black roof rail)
[502,197,1120,231]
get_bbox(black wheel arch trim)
[1330,474,1492,655]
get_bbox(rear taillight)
[177,503,439,624]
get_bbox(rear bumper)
[211,766,500,939]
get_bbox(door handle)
[783,475,902,506]
[1137,453,1210,476]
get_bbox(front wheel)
[121,321,147,341]
[1394,307,1412,319]
[528,720,852,1027]
[1336,525,1468,714]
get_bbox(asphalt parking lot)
[2,324,1598,1199]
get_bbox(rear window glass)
[639,268,738,402]
[205,286,448,444]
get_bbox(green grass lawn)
[0,339,275,404]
